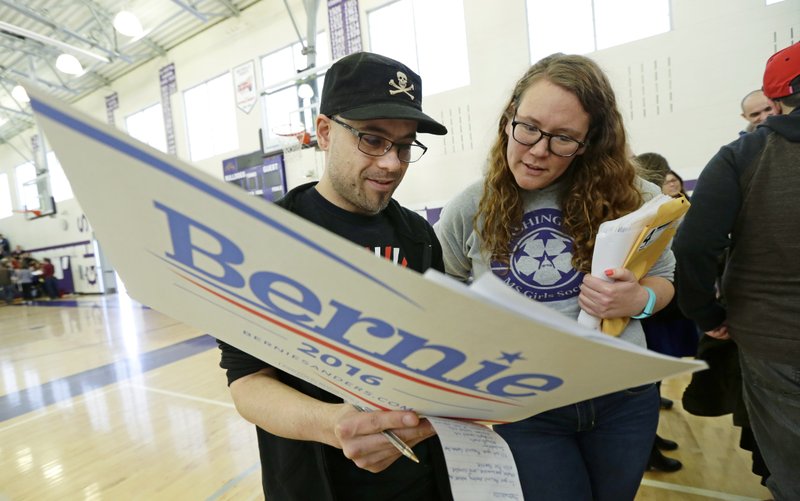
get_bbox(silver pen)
[353,404,420,463]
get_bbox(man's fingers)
[338,409,420,439]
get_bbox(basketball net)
[13,208,43,218]
[274,126,310,164]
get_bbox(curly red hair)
[477,53,642,273]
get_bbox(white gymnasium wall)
[0,0,798,253]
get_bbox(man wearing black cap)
[217,52,452,500]
[675,41,800,500]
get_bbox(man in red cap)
[675,41,800,501]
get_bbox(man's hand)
[229,371,435,473]
[333,405,435,472]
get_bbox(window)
[261,34,331,140]
[594,0,670,49]
[11,153,72,213]
[0,173,11,218]
[47,152,73,202]
[368,0,470,96]
[126,103,167,153]
[527,0,671,63]
[183,73,239,161]
[15,162,38,211]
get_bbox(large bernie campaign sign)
[28,87,705,424]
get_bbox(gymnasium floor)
[0,294,772,500]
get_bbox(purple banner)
[328,0,362,60]
[159,63,177,155]
[105,92,119,126]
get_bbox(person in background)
[675,41,800,501]
[217,52,453,501]
[661,169,689,199]
[739,89,779,135]
[41,258,58,299]
[0,233,10,257]
[632,152,697,473]
[435,53,675,501]
[10,245,24,260]
[13,262,34,303]
[0,259,15,304]
[633,152,669,187]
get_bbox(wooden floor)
[0,294,772,500]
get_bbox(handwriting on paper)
[427,417,523,500]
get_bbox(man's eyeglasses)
[510,119,586,158]
[330,116,428,163]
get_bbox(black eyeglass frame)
[329,116,428,163]
[510,118,587,158]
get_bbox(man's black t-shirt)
[289,187,442,500]
[223,185,448,500]
[291,187,413,268]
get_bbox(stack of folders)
[577,194,690,336]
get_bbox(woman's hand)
[579,267,651,319]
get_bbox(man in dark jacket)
[217,52,453,500]
[675,41,800,501]
[0,233,10,257]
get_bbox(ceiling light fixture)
[297,83,314,99]
[113,11,144,38]
[11,85,30,104]
[56,53,84,75]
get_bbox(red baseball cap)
[763,41,800,99]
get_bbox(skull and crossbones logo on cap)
[388,71,415,100]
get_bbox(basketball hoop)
[13,208,43,218]
[273,123,309,164]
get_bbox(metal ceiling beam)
[0,104,30,117]
[170,0,209,22]
[0,0,259,144]
[215,0,241,16]
[0,1,119,62]
[0,20,111,64]
[1,62,79,95]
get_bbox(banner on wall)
[159,63,177,155]
[105,92,119,126]
[233,61,257,114]
[27,86,705,424]
[327,0,362,59]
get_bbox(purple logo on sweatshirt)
[490,208,582,302]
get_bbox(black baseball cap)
[320,52,447,135]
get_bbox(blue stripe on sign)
[29,97,419,308]
[0,335,218,422]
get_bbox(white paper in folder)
[577,194,679,330]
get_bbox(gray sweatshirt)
[434,177,675,348]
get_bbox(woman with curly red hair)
[435,53,676,500]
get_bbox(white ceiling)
[0,0,261,144]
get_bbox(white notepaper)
[427,417,523,500]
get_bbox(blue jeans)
[495,384,658,501]
[0,285,14,303]
[740,351,800,501]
